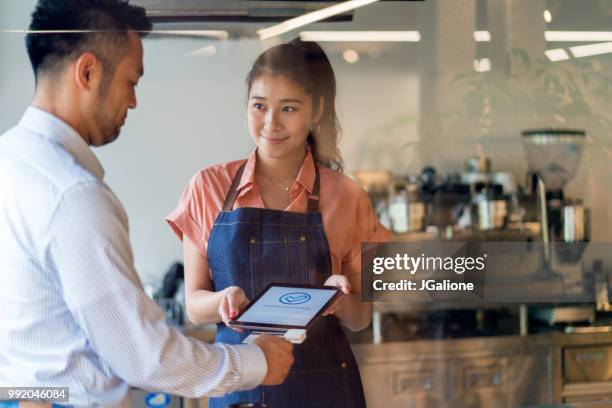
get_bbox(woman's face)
[247,73,321,161]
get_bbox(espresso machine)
[381,129,589,242]
[386,158,522,241]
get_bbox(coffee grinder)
[522,129,593,326]
[522,129,589,247]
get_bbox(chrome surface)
[565,326,612,334]
[352,332,612,407]
[389,198,426,233]
[563,205,590,243]
[352,335,551,408]
[470,198,508,231]
[536,174,551,264]
[521,129,586,192]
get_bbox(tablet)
[228,283,341,331]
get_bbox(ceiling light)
[299,31,420,42]
[343,49,359,63]
[473,58,491,72]
[257,0,381,41]
[545,48,570,62]
[1,29,230,40]
[473,31,491,42]
[146,30,229,40]
[569,42,612,58]
[543,10,552,23]
[545,31,612,42]
[184,45,217,58]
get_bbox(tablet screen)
[236,285,338,327]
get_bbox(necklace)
[260,172,294,191]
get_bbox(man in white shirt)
[0,0,294,406]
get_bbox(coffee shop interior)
[3,0,612,406]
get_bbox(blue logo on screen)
[145,392,171,408]
[279,292,312,305]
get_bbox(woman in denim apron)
[168,39,388,407]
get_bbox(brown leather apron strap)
[222,162,247,211]
[307,165,320,213]
[222,161,321,213]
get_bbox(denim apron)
[207,162,366,408]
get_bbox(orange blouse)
[166,150,389,278]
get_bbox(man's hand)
[253,335,295,386]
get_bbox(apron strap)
[307,165,320,213]
[222,162,247,212]
[222,159,321,213]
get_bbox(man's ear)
[74,52,101,91]
[314,95,324,123]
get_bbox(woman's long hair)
[246,38,344,172]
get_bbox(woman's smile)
[261,135,289,145]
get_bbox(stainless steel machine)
[521,129,589,244]
[352,332,612,407]
[520,129,595,327]
[382,129,589,242]
[350,128,612,407]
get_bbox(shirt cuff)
[235,344,267,390]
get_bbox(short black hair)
[26,0,152,79]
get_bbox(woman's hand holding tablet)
[322,274,352,316]
[218,286,250,331]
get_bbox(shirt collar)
[237,149,316,194]
[237,150,258,191]
[295,150,316,194]
[18,106,105,180]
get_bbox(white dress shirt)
[0,107,266,407]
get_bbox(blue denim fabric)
[207,207,366,408]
